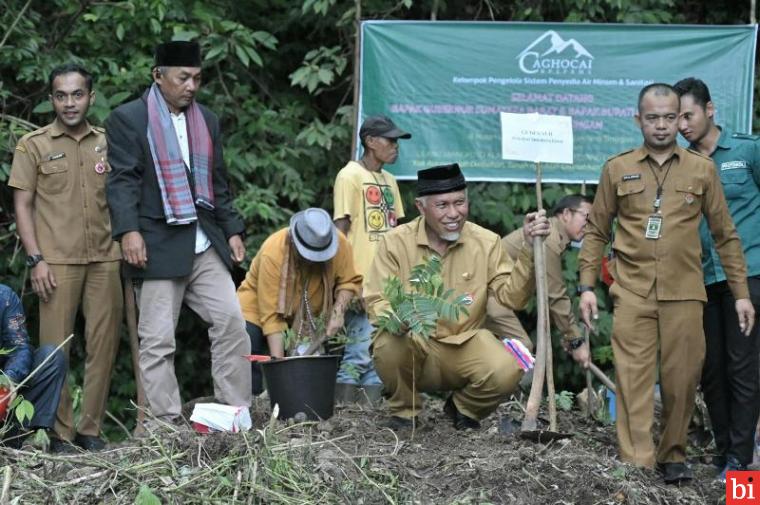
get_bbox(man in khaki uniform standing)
[486,194,592,351]
[9,64,122,451]
[365,163,549,430]
[577,83,754,483]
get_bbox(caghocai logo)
[517,30,594,75]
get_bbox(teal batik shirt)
[698,127,760,285]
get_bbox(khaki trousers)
[39,261,122,440]
[610,282,705,467]
[373,329,523,420]
[485,296,532,351]
[136,248,251,420]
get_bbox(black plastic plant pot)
[260,355,340,421]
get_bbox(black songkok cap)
[359,115,412,140]
[155,41,202,67]
[416,163,467,196]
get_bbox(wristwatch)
[567,337,586,351]
[576,284,594,295]
[25,254,44,268]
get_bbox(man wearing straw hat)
[578,83,753,484]
[105,41,252,425]
[365,163,550,430]
[237,208,362,393]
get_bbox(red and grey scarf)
[146,83,214,225]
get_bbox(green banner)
[358,22,757,182]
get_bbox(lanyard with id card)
[646,214,662,239]
[644,157,674,240]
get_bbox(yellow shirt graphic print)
[333,161,405,276]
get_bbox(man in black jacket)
[105,41,251,423]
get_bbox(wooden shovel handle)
[588,362,616,394]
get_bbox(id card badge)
[645,214,662,240]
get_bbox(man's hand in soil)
[579,291,598,332]
[228,234,245,264]
[735,298,755,336]
[30,261,56,302]
[121,231,147,269]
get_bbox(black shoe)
[49,437,77,454]
[74,433,105,451]
[718,456,747,484]
[657,462,694,484]
[710,454,727,470]
[443,396,481,431]
[384,416,419,431]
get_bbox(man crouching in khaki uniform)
[364,163,549,430]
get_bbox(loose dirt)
[0,394,733,504]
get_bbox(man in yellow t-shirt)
[333,115,411,397]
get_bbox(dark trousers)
[702,278,760,466]
[17,345,67,430]
[245,321,268,395]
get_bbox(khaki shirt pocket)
[674,181,703,211]
[38,159,70,194]
[616,179,645,212]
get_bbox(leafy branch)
[376,256,469,340]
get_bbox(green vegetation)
[376,255,469,339]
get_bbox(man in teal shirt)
[674,77,760,481]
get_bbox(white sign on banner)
[500,112,574,164]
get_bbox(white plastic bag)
[190,403,252,433]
